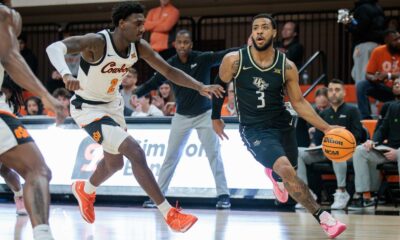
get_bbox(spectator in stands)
[221,82,236,116]
[1,75,23,115]
[52,88,71,117]
[18,33,38,75]
[356,30,399,119]
[296,79,363,210]
[131,94,163,117]
[296,87,330,147]
[135,29,235,209]
[120,67,138,111]
[307,87,330,146]
[387,17,400,31]
[351,87,400,209]
[24,96,44,116]
[144,0,180,59]
[375,77,400,130]
[346,0,385,84]
[151,82,176,116]
[276,21,303,68]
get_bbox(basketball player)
[46,2,223,232]
[212,14,346,238]
[0,1,66,239]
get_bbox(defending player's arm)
[0,6,65,124]
[137,39,224,99]
[46,33,105,91]
[211,51,240,140]
[284,59,332,134]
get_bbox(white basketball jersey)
[75,29,139,102]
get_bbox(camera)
[337,9,354,24]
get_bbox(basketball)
[322,128,356,162]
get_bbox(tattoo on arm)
[283,176,320,213]
[232,60,240,76]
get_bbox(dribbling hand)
[212,119,229,140]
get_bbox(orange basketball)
[322,128,356,162]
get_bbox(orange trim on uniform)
[0,110,17,118]
[80,115,111,128]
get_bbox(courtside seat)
[376,162,400,208]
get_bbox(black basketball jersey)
[233,46,292,129]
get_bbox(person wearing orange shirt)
[221,82,236,116]
[356,30,400,119]
[144,0,179,55]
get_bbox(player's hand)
[41,94,66,125]
[63,74,81,91]
[323,125,344,135]
[363,140,374,152]
[199,84,225,99]
[212,119,229,140]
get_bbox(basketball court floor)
[1,203,399,240]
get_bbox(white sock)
[33,224,54,240]
[13,189,23,198]
[157,200,172,219]
[83,181,97,194]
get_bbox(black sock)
[312,208,324,223]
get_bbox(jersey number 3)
[107,78,118,94]
[256,90,266,108]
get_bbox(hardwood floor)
[1,203,399,240]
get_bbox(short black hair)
[252,14,277,29]
[111,1,144,28]
[329,78,344,86]
[176,29,192,40]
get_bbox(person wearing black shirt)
[136,29,233,209]
[275,21,303,68]
[352,79,400,209]
[296,79,362,210]
[212,14,346,238]
[374,78,400,130]
[346,0,385,83]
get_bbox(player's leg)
[273,157,346,238]
[0,114,53,239]
[0,164,27,215]
[71,152,124,223]
[0,143,54,240]
[119,135,198,232]
[195,111,230,209]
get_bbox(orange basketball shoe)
[72,181,96,223]
[166,207,198,233]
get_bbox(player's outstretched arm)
[284,59,332,134]
[211,51,239,140]
[138,39,224,99]
[46,33,104,91]
[0,7,65,124]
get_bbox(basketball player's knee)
[107,159,124,172]
[27,166,52,182]
[101,125,130,154]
